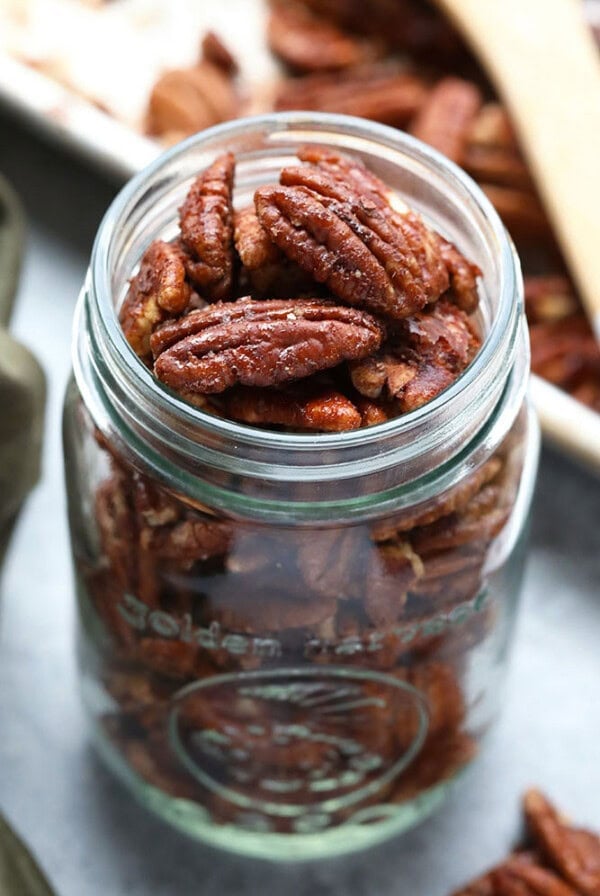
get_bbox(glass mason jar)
[64,113,539,860]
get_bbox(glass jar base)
[90,718,468,861]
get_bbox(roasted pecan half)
[295,146,481,312]
[151,298,384,393]
[351,299,480,411]
[402,661,465,737]
[467,103,517,151]
[410,77,483,164]
[462,144,532,192]
[372,456,502,540]
[524,790,600,896]
[438,237,481,313]
[530,316,600,395]
[366,541,423,626]
[179,152,236,302]
[274,64,429,127]
[412,483,507,555]
[291,0,468,60]
[119,240,191,360]
[479,184,553,245]
[222,385,363,431]
[233,205,315,296]
[267,0,381,72]
[298,527,366,598]
[146,63,238,142]
[256,159,450,319]
[451,853,558,896]
[491,862,580,896]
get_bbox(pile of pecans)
[267,0,600,413]
[79,148,526,827]
[120,147,482,430]
[453,790,600,896]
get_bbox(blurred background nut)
[146,61,239,143]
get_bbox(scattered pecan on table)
[452,790,600,896]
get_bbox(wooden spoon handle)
[436,0,600,338]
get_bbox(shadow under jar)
[63,113,539,860]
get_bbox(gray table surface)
[0,111,599,896]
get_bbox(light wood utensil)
[435,0,600,342]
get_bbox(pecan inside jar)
[118,146,482,430]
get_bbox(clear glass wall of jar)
[63,113,539,860]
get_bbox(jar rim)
[77,112,526,517]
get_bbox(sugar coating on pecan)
[119,240,191,360]
[255,163,450,319]
[350,298,480,410]
[233,204,282,272]
[151,298,384,394]
[295,147,481,313]
[438,237,481,313]
[179,152,236,302]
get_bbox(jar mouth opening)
[89,112,520,454]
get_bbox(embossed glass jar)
[63,113,539,860]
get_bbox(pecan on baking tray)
[479,184,553,245]
[146,63,239,144]
[285,0,468,61]
[179,152,236,302]
[410,77,483,164]
[529,316,600,404]
[200,31,239,76]
[119,240,191,360]
[524,276,579,325]
[151,298,384,394]
[267,0,382,72]
[274,64,430,128]
[524,790,600,896]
